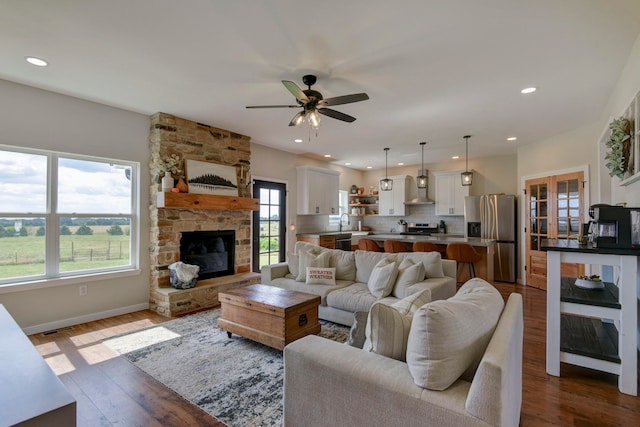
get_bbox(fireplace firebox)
[180,230,235,281]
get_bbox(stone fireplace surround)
[149,112,260,317]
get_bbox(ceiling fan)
[246,74,369,128]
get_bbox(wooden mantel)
[157,192,259,210]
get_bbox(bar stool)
[358,239,383,252]
[446,242,482,283]
[383,240,412,253]
[412,241,439,252]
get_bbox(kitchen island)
[365,234,496,282]
[297,232,496,282]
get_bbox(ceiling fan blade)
[317,108,357,123]
[282,80,310,104]
[245,105,299,109]
[319,93,369,107]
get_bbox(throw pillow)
[366,258,398,298]
[363,289,431,361]
[346,311,368,349]
[295,250,330,282]
[406,278,505,391]
[305,267,336,285]
[404,251,444,279]
[392,258,426,298]
[286,252,299,278]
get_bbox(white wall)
[0,79,150,332]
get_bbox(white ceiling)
[1,0,639,170]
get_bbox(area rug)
[103,309,350,426]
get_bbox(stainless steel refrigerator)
[464,194,516,282]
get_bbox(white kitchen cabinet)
[434,170,470,216]
[377,175,408,216]
[297,166,340,215]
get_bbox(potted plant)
[152,154,183,191]
[604,117,631,179]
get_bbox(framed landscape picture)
[185,159,238,196]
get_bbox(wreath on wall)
[604,117,632,179]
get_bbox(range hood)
[404,183,434,205]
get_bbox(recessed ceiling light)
[397,162,404,166]
[324,154,331,158]
[452,155,460,159]
[25,56,48,67]
[294,138,303,143]
[507,137,517,141]
[521,87,536,94]
[366,166,373,169]
[345,162,352,166]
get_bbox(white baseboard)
[23,303,150,336]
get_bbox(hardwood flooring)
[28,282,640,426]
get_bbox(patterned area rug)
[103,309,350,426]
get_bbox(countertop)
[297,231,494,247]
[364,234,496,247]
[542,238,640,256]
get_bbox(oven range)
[400,223,439,235]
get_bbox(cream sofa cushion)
[363,289,431,361]
[295,250,330,282]
[294,241,356,281]
[406,278,504,391]
[400,251,444,279]
[393,258,426,298]
[367,258,398,298]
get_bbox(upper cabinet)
[297,166,340,215]
[377,175,409,216]
[434,170,470,216]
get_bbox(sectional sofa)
[261,241,457,326]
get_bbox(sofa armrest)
[284,335,478,427]
[466,293,523,426]
[260,262,290,284]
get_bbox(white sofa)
[283,281,524,427]
[261,241,457,326]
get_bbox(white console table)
[543,239,639,396]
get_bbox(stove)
[400,223,439,235]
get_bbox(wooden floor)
[28,282,640,427]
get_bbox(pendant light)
[380,147,393,191]
[417,141,427,189]
[461,135,473,186]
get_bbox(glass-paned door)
[526,177,549,290]
[252,180,286,272]
[525,171,584,290]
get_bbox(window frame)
[0,144,140,290]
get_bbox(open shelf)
[157,192,259,210]
[560,277,620,309]
[560,315,620,363]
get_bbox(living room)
[1,1,640,426]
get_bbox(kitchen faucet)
[339,213,350,232]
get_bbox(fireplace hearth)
[180,230,235,281]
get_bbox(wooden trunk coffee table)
[218,284,321,350]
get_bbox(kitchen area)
[294,166,517,283]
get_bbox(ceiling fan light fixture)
[417,141,427,189]
[291,111,305,126]
[380,147,393,191]
[461,135,473,186]
[307,110,321,128]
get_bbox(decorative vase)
[176,178,188,193]
[161,171,174,192]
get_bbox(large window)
[0,145,138,286]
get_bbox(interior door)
[525,172,584,290]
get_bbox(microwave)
[592,206,640,249]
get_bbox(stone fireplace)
[180,230,235,280]
[149,112,260,317]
